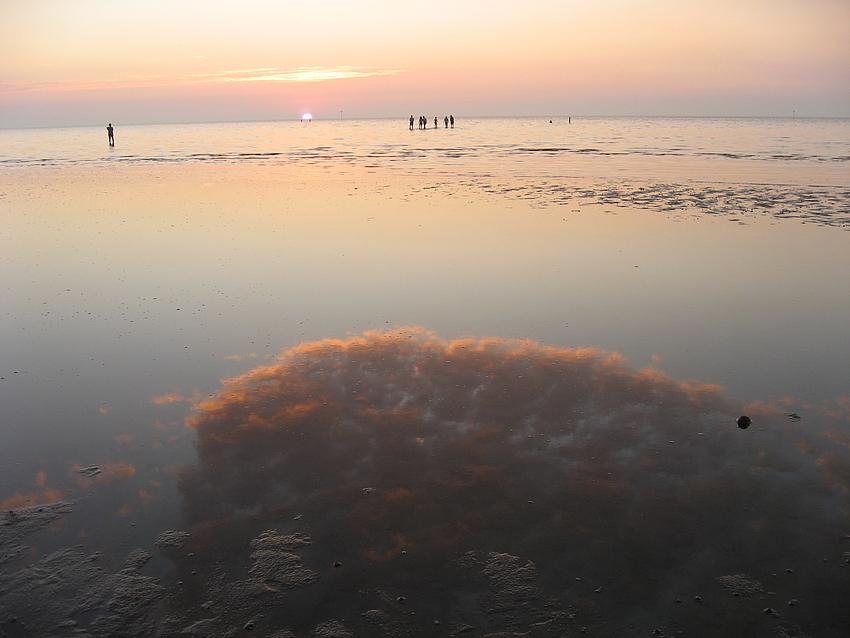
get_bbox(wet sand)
[1,165,849,636]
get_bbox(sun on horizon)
[0,0,847,128]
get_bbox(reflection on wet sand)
[173,329,849,637]
[2,329,849,637]
[482,179,850,228]
[2,117,848,637]
[0,462,138,512]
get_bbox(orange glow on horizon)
[0,0,846,126]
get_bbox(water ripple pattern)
[2,116,848,225]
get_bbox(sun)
[301,113,313,122]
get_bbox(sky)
[0,0,848,127]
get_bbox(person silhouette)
[444,115,449,128]
[450,115,454,128]
[409,115,414,130]
[434,117,438,129]
[106,123,114,147]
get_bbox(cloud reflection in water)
[177,328,850,636]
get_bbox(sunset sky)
[1,0,848,127]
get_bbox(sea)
[2,115,849,182]
[1,116,849,637]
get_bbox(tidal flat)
[2,116,850,636]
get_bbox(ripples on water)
[3,116,847,226]
[1,116,847,171]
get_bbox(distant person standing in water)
[444,115,449,128]
[450,115,454,128]
[434,117,438,129]
[409,115,414,130]
[106,123,114,147]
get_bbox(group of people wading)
[410,115,455,130]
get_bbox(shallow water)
[2,116,848,183]
[1,118,849,637]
